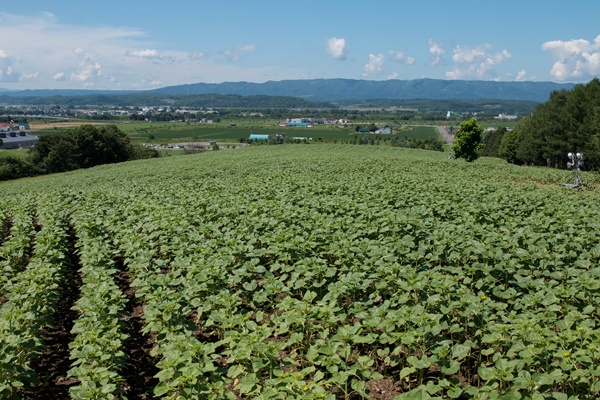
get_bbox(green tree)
[0,156,39,181]
[451,118,484,162]
[31,124,140,174]
[498,128,521,164]
[479,126,507,157]
[506,78,600,170]
[31,132,78,173]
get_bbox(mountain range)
[0,79,576,103]
[150,79,575,102]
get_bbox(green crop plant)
[1,145,600,398]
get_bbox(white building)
[494,113,518,120]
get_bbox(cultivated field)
[119,121,439,144]
[1,145,599,399]
[28,120,440,145]
[30,121,108,130]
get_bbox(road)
[437,126,454,145]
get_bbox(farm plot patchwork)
[1,145,600,399]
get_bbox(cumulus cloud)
[428,39,445,66]
[389,50,415,65]
[0,49,12,78]
[515,69,532,82]
[445,44,512,80]
[70,48,104,86]
[0,48,26,82]
[221,43,257,62]
[542,35,600,81]
[363,53,386,76]
[326,37,347,60]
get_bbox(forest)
[481,78,600,171]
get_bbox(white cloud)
[428,39,445,66]
[542,35,600,81]
[188,51,207,61]
[452,44,489,63]
[125,49,176,64]
[0,12,284,89]
[221,43,257,62]
[0,12,149,88]
[326,37,347,61]
[363,53,386,76]
[389,50,415,65]
[445,44,511,80]
[126,49,160,59]
[19,71,39,82]
[69,48,105,86]
[0,48,25,82]
[515,69,533,82]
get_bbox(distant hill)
[151,78,576,102]
[4,89,139,97]
[0,78,576,103]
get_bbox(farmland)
[118,122,439,146]
[30,120,441,144]
[1,144,600,399]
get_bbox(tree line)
[0,125,157,181]
[478,78,600,171]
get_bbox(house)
[377,127,393,134]
[0,133,39,149]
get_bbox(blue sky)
[1,0,600,90]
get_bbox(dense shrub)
[0,156,40,181]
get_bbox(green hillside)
[1,145,599,399]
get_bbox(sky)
[1,0,600,91]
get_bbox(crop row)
[0,208,69,399]
[67,211,129,398]
[0,200,36,302]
